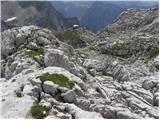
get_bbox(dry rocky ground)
[0,8,159,119]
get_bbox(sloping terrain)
[51,1,93,20]
[55,27,96,48]
[80,1,158,32]
[0,8,159,119]
[1,1,79,31]
[94,8,158,58]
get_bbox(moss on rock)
[37,73,75,89]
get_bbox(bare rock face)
[44,48,71,70]
[62,90,77,103]
[1,1,79,31]
[1,8,159,119]
[42,81,58,95]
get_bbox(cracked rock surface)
[0,8,159,119]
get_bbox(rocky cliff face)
[0,8,159,119]
[1,1,79,31]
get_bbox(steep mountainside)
[94,8,159,58]
[1,1,79,31]
[51,1,93,20]
[0,8,159,119]
[80,1,158,32]
[81,2,124,32]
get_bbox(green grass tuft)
[55,29,84,48]
[31,105,46,119]
[16,91,23,98]
[55,41,60,47]
[146,48,159,60]
[30,28,40,33]
[141,48,159,63]
[37,73,75,89]
[25,48,43,58]
[52,41,60,48]
[103,72,113,77]
[87,68,95,77]
[52,93,64,102]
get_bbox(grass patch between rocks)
[146,48,159,60]
[31,104,46,119]
[37,73,75,89]
[103,71,113,77]
[25,48,43,58]
[55,29,85,48]
[87,68,95,77]
[15,91,23,98]
[141,48,159,63]
[52,93,64,102]
[30,28,40,33]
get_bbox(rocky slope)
[80,1,158,32]
[0,8,159,119]
[1,1,79,31]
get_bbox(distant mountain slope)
[81,2,125,32]
[1,1,79,31]
[94,8,159,58]
[80,1,159,32]
[51,1,93,21]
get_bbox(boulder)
[64,103,103,119]
[62,90,77,103]
[93,105,116,119]
[27,42,38,50]
[30,78,42,88]
[142,80,155,90]
[42,81,58,94]
[76,98,91,110]
[83,59,106,72]
[44,48,71,71]
[37,37,51,45]
[39,99,52,110]
[117,111,141,119]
